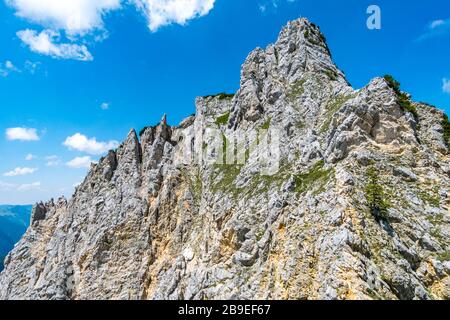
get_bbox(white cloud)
[443,78,450,94]
[7,1,216,60]
[17,29,93,61]
[430,19,446,29]
[3,167,38,177]
[6,0,122,36]
[100,102,109,110]
[24,60,41,74]
[417,19,450,41]
[25,153,37,160]
[63,133,119,155]
[0,181,15,191]
[133,0,215,32]
[5,60,20,72]
[0,60,21,77]
[7,0,216,34]
[17,181,41,191]
[258,0,296,14]
[66,156,96,169]
[6,127,40,141]
[45,155,61,167]
[0,180,41,191]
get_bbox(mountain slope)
[0,18,448,300]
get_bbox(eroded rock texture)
[1,18,449,300]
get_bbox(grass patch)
[419,186,441,207]
[204,92,235,100]
[304,27,331,56]
[261,118,271,130]
[321,94,354,133]
[286,78,306,102]
[215,112,230,126]
[384,75,418,119]
[246,161,292,195]
[295,121,305,130]
[294,160,334,195]
[426,213,444,225]
[437,251,450,262]
[324,69,338,81]
[211,164,243,198]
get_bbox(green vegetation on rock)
[215,112,231,126]
[324,69,338,81]
[321,94,354,133]
[384,75,418,119]
[286,78,306,102]
[245,160,293,195]
[426,213,444,225]
[365,167,390,221]
[204,93,235,100]
[211,164,243,198]
[294,160,334,195]
[419,186,440,207]
[181,168,203,205]
[442,113,450,149]
[261,118,271,130]
[437,251,450,262]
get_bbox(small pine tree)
[365,167,389,222]
[443,113,450,149]
[383,75,418,119]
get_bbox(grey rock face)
[1,18,449,300]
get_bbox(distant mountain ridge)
[0,205,32,271]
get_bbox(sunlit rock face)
[1,18,449,300]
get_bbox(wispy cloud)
[63,133,119,155]
[17,29,93,61]
[3,167,38,177]
[24,60,42,74]
[443,78,450,94]
[258,0,297,14]
[0,60,21,77]
[0,180,41,191]
[17,181,41,191]
[6,127,40,141]
[417,19,450,41]
[45,155,61,167]
[25,153,37,161]
[0,181,15,191]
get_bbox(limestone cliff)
[1,18,449,300]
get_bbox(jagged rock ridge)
[1,18,449,300]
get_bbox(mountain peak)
[230,18,348,126]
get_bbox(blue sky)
[0,0,449,204]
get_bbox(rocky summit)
[0,18,449,300]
